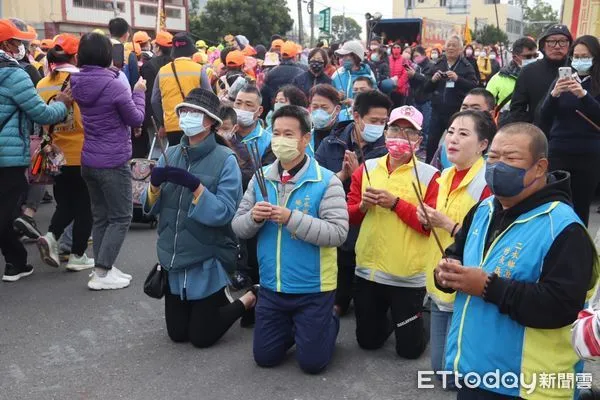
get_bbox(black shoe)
[41,191,53,204]
[2,263,34,282]
[13,215,42,239]
[229,271,252,291]
[240,285,260,328]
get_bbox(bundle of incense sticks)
[249,141,269,202]
[151,116,169,166]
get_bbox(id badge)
[446,81,455,88]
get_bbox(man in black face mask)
[434,123,597,399]
[292,48,332,97]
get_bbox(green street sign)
[318,7,331,33]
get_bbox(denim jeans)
[430,302,456,389]
[81,164,132,269]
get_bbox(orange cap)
[281,41,298,58]
[27,25,38,39]
[125,42,141,56]
[133,31,151,44]
[153,30,173,48]
[192,51,208,64]
[271,39,284,50]
[226,50,245,67]
[54,34,80,55]
[40,39,54,51]
[31,39,41,46]
[242,45,257,57]
[0,19,37,42]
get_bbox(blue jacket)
[540,77,600,155]
[143,134,242,300]
[0,51,67,168]
[331,63,377,100]
[255,158,337,294]
[241,122,272,160]
[446,198,586,399]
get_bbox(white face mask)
[13,44,26,61]
[235,108,257,127]
[489,53,497,60]
[521,58,536,68]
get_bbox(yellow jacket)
[426,157,488,308]
[36,69,84,166]
[158,58,204,132]
[355,156,438,286]
[477,56,492,81]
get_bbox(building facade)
[2,0,188,39]
[562,0,600,37]
[393,0,524,43]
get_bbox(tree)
[190,0,294,46]
[476,25,508,45]
[523,0,558,40]
[330,15,362,43]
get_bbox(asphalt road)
[1,202,599,400]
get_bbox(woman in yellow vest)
[348,105,440,360]
[416,110,496,382]
[477,48,492,84]
[35,34,94,272]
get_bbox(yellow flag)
[464,17,472,45]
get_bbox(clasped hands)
[251,201,291,225]
[359,187,397,212]
[435,258,488,297]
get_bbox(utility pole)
[309,0,315,47]
[342,6,346,42]
[297,0,304,46]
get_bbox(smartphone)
[112,43,125,69]
[558,67,572,80]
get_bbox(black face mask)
[309,60,324,74]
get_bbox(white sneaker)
[112,266,132,281]
[37,232,60,268]
[66,254,95,271]
[87,269,130,290]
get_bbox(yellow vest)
[355,156,438,284]
[37,71,84,166]
[158,58,203,133]
[426,157,488,307]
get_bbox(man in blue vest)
[232,105,349,374]
[435,123,597,399]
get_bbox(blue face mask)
[179,112,206,137]
[571,58,593,74]
[343,59,354,71]
[485,161,537,197]
[361,123,385,143]
[311,109,334,129]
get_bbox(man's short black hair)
[272,105,311,134]
[512,37,537,55]
[466,88,496,111]
[353,76,374,88]
[414,45,427,56]
[78,33,112,68]
[353,90,392,118]
[498,123,548,161]
[219,106,237,124]
[108,18,129,38]
[271,34,284,42]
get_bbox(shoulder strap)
[46,74,72,137]
[170,61,186,100]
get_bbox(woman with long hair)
[541,35,600,226]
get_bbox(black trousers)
[457,387,523,400]
[167,131,184,147]
[335,247,356,315]
[49,166,93,256]
[549,153,600,227]
[0,167,28,267]
[426,110,453,164]
[131,124,150,159]
[354,277,428,359]
[165,288,246,348]
[237,236,259,284]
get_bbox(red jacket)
[388,56,410,96]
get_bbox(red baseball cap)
[0,19,37,42]
[54,34,80,56]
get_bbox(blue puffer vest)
[156,134,238,273]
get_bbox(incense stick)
[576,110,600,132]
[405,132,424,200]
[248,141,268,203]
[412,182,447,259]
[150,116,169,166]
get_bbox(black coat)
[368,59,390,84]
[423,56,478,115]
[140,54,172,127]
[260,60,305,114]
[508,57,567,127]
[292,70,332,97]
[410,58,434,104]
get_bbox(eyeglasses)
[388,126,419,136]
[546,39,569,48]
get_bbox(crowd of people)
[1,14,600,399]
